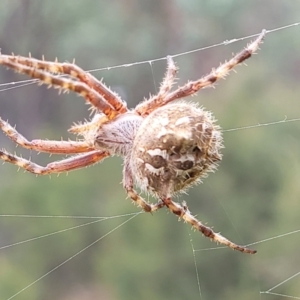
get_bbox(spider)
[0,30,266,254]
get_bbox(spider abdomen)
[131,102,223,198]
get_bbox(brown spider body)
[131,102,222,198]
[0,30,266,254]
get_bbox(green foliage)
[0,1,300,300]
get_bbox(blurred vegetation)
[0,1,299,300]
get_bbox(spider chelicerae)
[0,30,266,254]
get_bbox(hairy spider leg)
[126,187,165,213]
[137,30,266,113]
[123,160,165,212]
[0,117,94,154]
[0,150,109,175]
[0,56,117,120]
[0,54,127,114]
[136,56,178,115]
[123,163,256,254]
[162,197,256,254]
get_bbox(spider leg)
[0,55,117,120]
[126,187,165,213]
[158,56,178,96]
[144,29,266,109]
[136,56,178,115]
[0,117,94,154]
[123,160,165,212]
[0,150,109,174]
[0,53,127,114]
[162,197,256,254]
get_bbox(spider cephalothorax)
[0,30,266,254]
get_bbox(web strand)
[1,21,299,92]
[261,270,300,299]
[223,117,300,133]
[189,232,202,299]
[0,212,139,250]
[5,212,141,300]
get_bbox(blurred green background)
[0,1,299,300]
